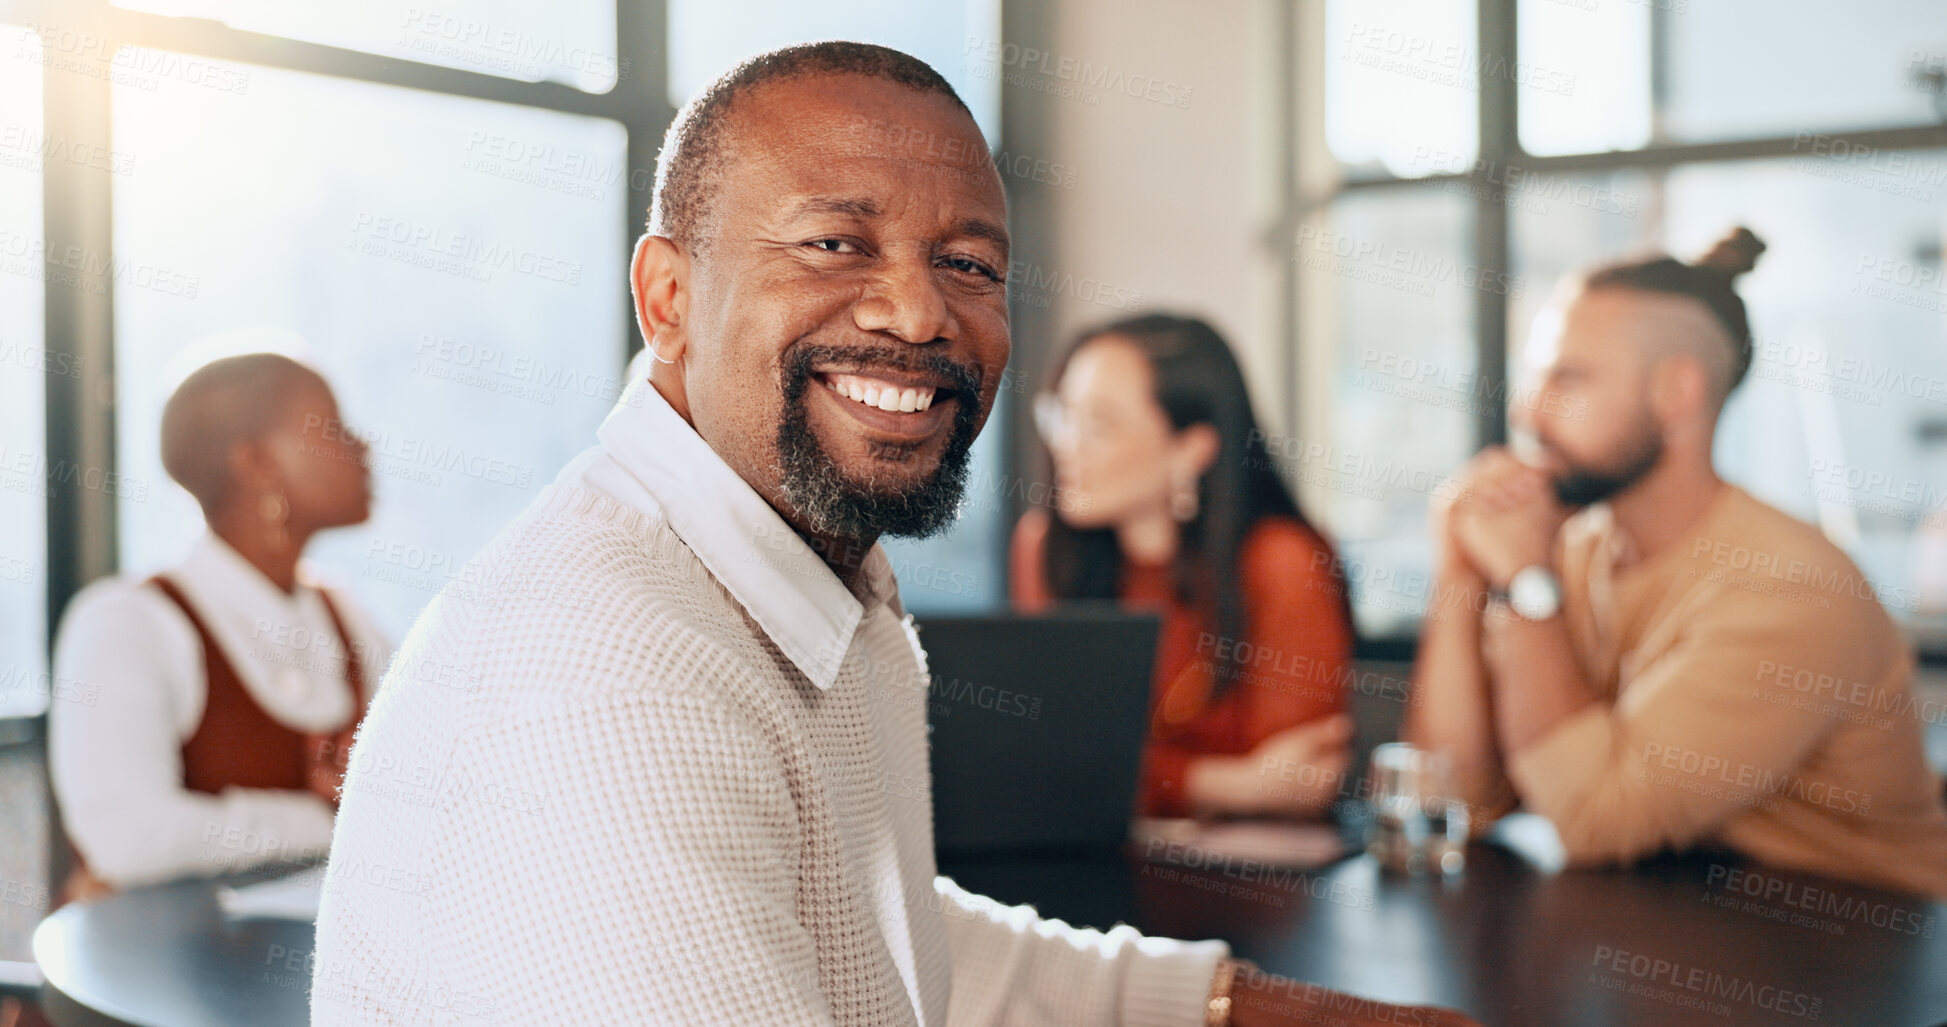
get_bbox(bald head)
[161,354,325,514]
[649,41,974,259]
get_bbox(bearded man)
[1406,228,1947,900]
[314,41,1477,1027]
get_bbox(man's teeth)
[824,374,935,413]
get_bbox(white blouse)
[49,534,391,888]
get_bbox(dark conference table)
[32,818,1947,1027]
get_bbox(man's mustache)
[782,343,984,397]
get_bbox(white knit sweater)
[311,382,1226,1025]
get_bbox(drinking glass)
[1365,743,1469,876]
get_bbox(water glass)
[1365,743,1469,876]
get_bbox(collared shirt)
[314,377,1225,1026]
[561,380,935,1016]
[566,380,898,692]
[49,534,390,887]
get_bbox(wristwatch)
[1498,565,1562,622]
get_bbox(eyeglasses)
[1031,393,1117,450]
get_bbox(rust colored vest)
[60,576,366,905]
[149,575,366,801]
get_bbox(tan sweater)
[310,382,1225,1025]
[1507,485,1947,898]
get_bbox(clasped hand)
[1432,447,1570,589]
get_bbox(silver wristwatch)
[1501,565,1562,622]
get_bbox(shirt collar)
[181,532,308,611]
[591,379,899,690]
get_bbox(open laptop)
[915,610,1159,859]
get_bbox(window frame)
[1288,0,1947,657]
[1,0,672,667]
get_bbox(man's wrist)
[1482,556,1543,593]
[1435,560,1490,598]
[1490,563,1563,622]
[1205,957,1242,1026]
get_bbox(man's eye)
[941,256,1001,282]
[805,238,860,254]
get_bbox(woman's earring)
[1170,473,1200,523]
[260,491,292,549]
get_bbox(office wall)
[1000,0,1290,478]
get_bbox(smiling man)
[313,43,1476,1026]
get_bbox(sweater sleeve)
[1505,589,1884,864]
[385,686,843,1025]
[1239,522,1353,728]
[1141,522,1353,816]
[932,876,1227,1027]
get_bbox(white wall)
[1006,0,1288,426]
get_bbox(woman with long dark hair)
[1012,313,1355,819]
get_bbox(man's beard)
[775,344,984,542]
[1549,422,1663,507]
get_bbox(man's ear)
[630,233,691,364]
[1651,353,1710,426]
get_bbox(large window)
[110,0,622,92]
[1,0,669,735]
[111,60,628,636]
[1525,0,1947,150]
[1304,0,1947,648]
[0,23,47,717]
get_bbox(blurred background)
[3,0,1947,969]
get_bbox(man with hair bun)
[1406,227,1947,898]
